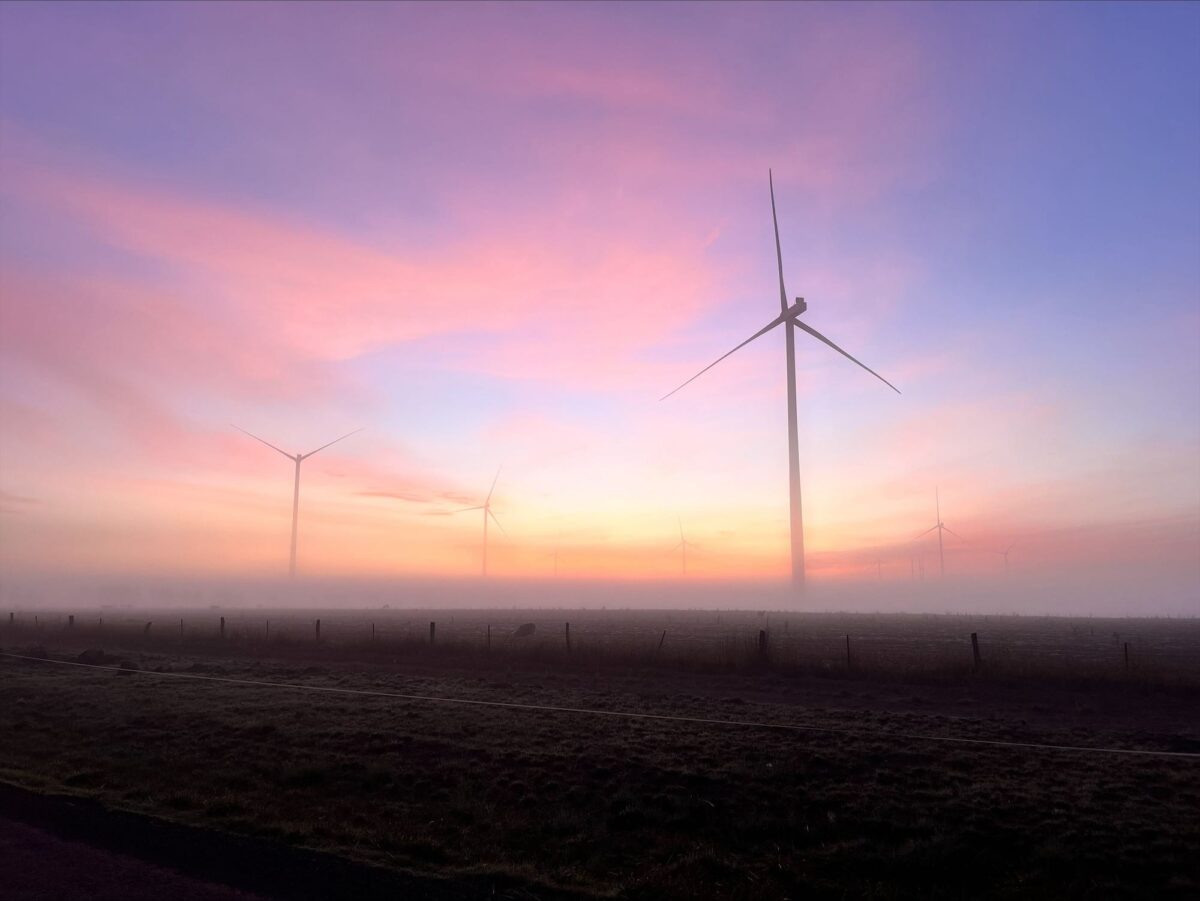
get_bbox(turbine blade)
[660,310,790,400]
[233,425,293,460]
[913,524,939,539]
[769,169,787,313]
[452,506,485,513]
[485,466,502,504]
[488,508,507,536]
[678,516,684,543]
[942,526,965,541]
[673,542,683,551]
[303,428,363,459]
[793,321,901,394]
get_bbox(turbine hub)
[794,296,807,314]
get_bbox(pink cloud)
[3,154,728,390]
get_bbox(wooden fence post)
[371,622,375,642]
[220,616,225,640]
[429,621,435,645]
[657,629,667,655]
[180,618,183,640]
[7,612,12,627]
[143,622,152,637]
[265,620,269,642]
[971,632,981,670]
[1124,642,1129,671]
[486,624,491,652]
[565,622,571,653]
[846,635,852,669]
[758,629,769,660]
[315,619,321,642]
[68,615,74,629]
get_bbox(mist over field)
[3,566,1197,618]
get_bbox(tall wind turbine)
[454,468,505,576]
[234,426,362,578]
[673,518,697,577]
[661,171,900,590]
[913,488,963,579]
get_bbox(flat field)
[1,611,1198,899]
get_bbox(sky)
[0,2,1197,611]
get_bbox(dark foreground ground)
[1,633,1198,899]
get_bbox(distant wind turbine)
[454,468,506,577]
[234,426,362,578]
[995,543,1015,572]
[661,170,900,591]
[913,488,963,579]
[673,518,697,577]
[545,528,563,577]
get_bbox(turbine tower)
[662,171,900,591]
[673,518,697,577]
[234,426,362,578]
[913,488,963,579]
[454,468,505,576]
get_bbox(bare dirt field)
[2,611,1198,899]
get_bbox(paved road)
[0,815,264,901]
[0,782,584,901]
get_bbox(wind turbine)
[995,543,1015,572]
[234,426,362,578]
[661,170,900,591]
[545,528,563,577]
[913,488,963,579]
[673,518,697,577]
[454,468,506,577]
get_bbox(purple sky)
[0,3,1197,609]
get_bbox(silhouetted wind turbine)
[454,468,505,576]
[673,518,697,577]
[913,488,963,579]
[234,426,362,578]
[995,543,1015,572]
[661,170,900,591]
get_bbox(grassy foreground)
[2,639,1198,899]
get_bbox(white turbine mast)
[234,425,362,578]
[673,517,698,577]
[662,170,899,591]
[913,487,964,579]
[453,467,506,577]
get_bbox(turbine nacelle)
[790,297,807,316]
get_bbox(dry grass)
[1,621,1198,899]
